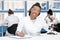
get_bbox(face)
[47,14,51,16]
[30,6,40,20]
[8,14,10,16]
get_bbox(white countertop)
[0,33,60,40]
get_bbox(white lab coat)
[4,14,19,36]
[16,16,48,36]
[44,15,60,33]
[4,14,19,27]
[44,16,58,26]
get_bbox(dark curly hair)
[29,2,41,16]
[47,9,53,15]
[8,9,14,14]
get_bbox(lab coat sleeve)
[3,17,8,26]
[41,19,49,31]
[16,18,24,32]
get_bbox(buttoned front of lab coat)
[17,16,48,36]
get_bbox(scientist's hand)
[17,32,25,37]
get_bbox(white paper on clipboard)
[8,35,32,39]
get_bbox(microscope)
[47,24,57,35]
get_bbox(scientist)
[4,9,19,36]
[16,2,48,37]
[44,9,58,30]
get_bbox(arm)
[16,18,25,37]
[16,31,25,37]
[2,17,8,26]
[44,16,48,23]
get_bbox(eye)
[37,10,39,12]
[31,7,40,13]
[32,8,36,11]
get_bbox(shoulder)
[5,16,10,20]
[11,15,19,19]
[22,16,29,21]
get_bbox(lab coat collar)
[9,14,14,16]
[29,16,38,20]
